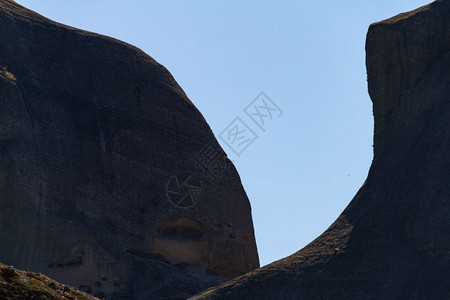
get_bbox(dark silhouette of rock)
[191,1,450,299]
[0,0,258,298]
[0,262,97,299]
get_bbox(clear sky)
[16,0,431,266]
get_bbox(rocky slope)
[192,1,450,299]
[0,262,97,299]
[0,0,258,299]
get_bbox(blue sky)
[16,0,431,266]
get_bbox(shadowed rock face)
[192,1,450,299]
[0,0,259,298]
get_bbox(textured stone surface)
[0,0,258,299]
[0,262,97,300]
[192,1,450,299]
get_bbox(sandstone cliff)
[0,0,259,299]
[192,1,450,299]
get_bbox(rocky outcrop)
[192,1,450,299]
[0,0,258,299]
[0,262,97,299]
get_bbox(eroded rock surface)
[192,1,450,299]
[0,0,259,298]
[0,262,97,300]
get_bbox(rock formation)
[192,1,450,299]
[0,0,259,298]
[0,262,97,299]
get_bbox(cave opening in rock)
[152,217,207,267]
[158,217,205,240]
[160,225,203,240]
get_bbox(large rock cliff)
[192,1,450,299]
[0,0,259,299]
